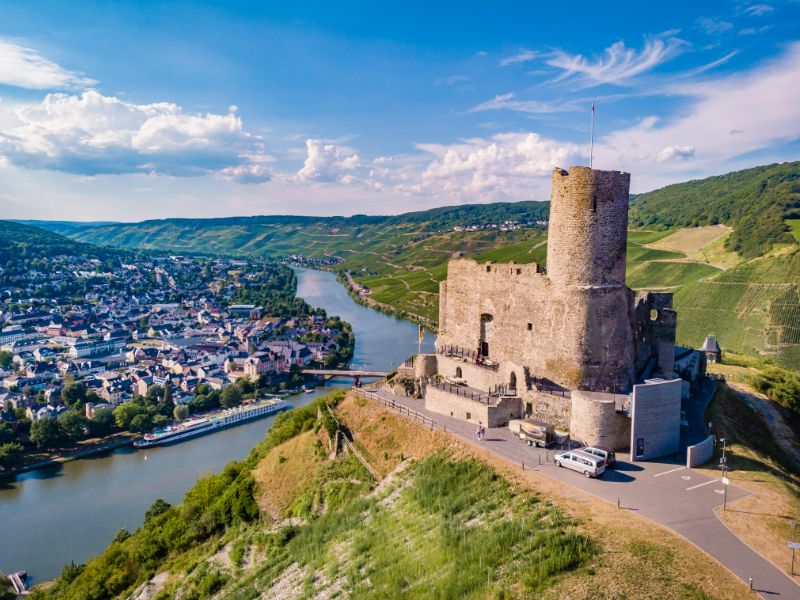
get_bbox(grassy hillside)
[68,202,550,256]
[49,162,800,368]
[630,161,800,258]
[0,220,108,262]
[34,391,750,599]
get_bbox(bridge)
[303,369,389,379]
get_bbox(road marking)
[686,479,718,491]
[715,489,725,494]
[681,475,691,480]
[654,466,686,477]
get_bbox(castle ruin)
[409,166,684,460]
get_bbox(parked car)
[581,446,616,468]
[518,418,555,447]
[554,449,606,478]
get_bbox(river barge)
[133,398,288,448]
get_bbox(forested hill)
[65,200,550,256]
[630,161,800,258]
[0,220,108,262]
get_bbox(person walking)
[476,423,483,441]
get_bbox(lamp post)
[792,520,798,576]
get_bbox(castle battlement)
[422,165,682,458]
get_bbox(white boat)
[133,398,288,448]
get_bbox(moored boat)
[133,398,288,448]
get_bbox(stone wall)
[436,166,648,393]
[424,386,522,427]
[526,390,571,430]
[546,166,630,289]
[629,378,682,461]
[570,390,626,448]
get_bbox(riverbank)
[1,268,435,582]
[0,432,137,480]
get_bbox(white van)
[554,449,606,478]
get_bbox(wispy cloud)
[743,4,774,17]
[499,49,538,67]
[697,17,734,35]
[547,37,688,86]
[434,74,470,86]
[468,92,576,115]
[0,39,96,90]
[683,50,739,77]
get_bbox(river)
[0,268,434,583]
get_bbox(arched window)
[455,367,462,379]
[509,371,517,391]
[479,313,493,358]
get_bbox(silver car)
[554,449,606,478]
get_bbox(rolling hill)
[0,220,107,263]
[30,161,800,369]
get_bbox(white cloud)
[499,49,538,67]
[547,37,688,86]
[596,42,800,187]
[657,145,695,161]
[468,93,576,115]
[406,133,584,200]
[697,18,734,35]
[0,91,271,181]
[0,39,96,90]
[295,139,361,183]
[743,4,774,16]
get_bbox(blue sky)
[0,0,798,221]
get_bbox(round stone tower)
[545,166,635,392]
[546,166,630,288]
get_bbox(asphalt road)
[368,387,800,599]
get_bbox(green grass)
[218,453,591,600]
[626,261,720,289]
[787,219,800,243]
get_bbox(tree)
[173,404,189,421]
[220,384,243,409]
[163,380,173,406]
[0,350,12,369]
[88,408,115,437]
[58,411,88,441]
[0,423,14,445]
[144,498,172,524]
[30,418,65,449]
[0,442,23,468]
[61,383,87,409]
[114,403,146,430]
[129,413,153,433]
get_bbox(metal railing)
[352,387,444,431]
[529,376,571,398]
[324,402,379,481]
[429,380,494,405]
[436,345,499,371]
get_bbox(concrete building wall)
[629,378,682,461]
[687,435,715,468]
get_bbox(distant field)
[648,224,731,254]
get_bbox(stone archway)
[509,371,517,393]
[455,366,463,379]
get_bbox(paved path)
[366,387,800,599]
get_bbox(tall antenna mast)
[590,100,595,169]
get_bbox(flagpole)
[590,101,595,169]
